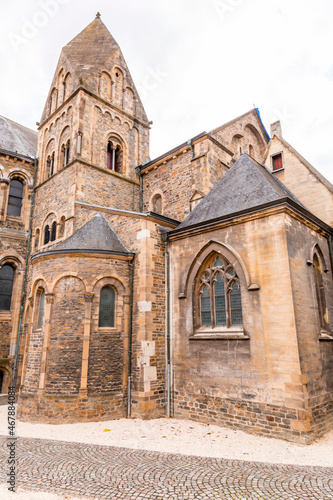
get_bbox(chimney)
[270,120,282,138]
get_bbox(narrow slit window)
[0,264,14,311]
[99,286,115,327]
[37,289,45,329]
[51,221,57,242]
[44,225,50,245]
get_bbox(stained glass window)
[197,253,243,329]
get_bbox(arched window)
[0,264,15,311]
[249,144,254,158]
[47,153,55,177]
[64,141,70,166]
[197,253,243,329]
[51,221,57,242]
[44,225,50,245]
[7,179,24,217]
[151,193,162,214]
[107,140,122,173]
[313,254,329,332]
[37,289,45,329]
[99,286,115,327]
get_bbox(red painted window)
[272,153,283,170]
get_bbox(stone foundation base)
[18,392,127,423]
[174,391,333,444]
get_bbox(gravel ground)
[0,405,332,499]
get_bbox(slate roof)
[0,115,37,158]
[176,153,304,230]
[53,213,130,253]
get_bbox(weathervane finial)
[96,12,101,19]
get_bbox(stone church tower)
[0,14,331,443]
[18,15,172,421]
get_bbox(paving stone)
[0,435,332,499]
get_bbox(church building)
[0,15,332,443]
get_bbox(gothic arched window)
[197,253,243,329]
[99,286,115,327]
[7,179,24,217]
[0,264,15,311]
[313,253,329,333]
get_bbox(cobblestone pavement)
[1,435,333,499]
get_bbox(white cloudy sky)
[1,0,333,182]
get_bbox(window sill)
[190,326,249,340]
[319,332,333,341]
[0,311,11,320]
[272,167,284,173]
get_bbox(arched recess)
[309,243,329,272]
[309,243,330,333]
[132,126,139,165]
[244,124,266,157]
[149,190,163,214]
[58,126,71,169]
[124,86,134,114]
[44,138,56,180]
[100,71,112,101]
[45,275,86,395]
[112,67,124,108]
[89,275,127,394]
[180,240,258,299]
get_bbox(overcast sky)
[1,0,332,182]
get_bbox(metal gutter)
[170,197,333,238]
[162,231,171,417]
[31,248,135,262]
[127,258,135,417]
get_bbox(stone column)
[38,293,55,392]
[0,178,9,221]
[9,266,25,357]
[79,292,94,396]
[20,297,34,389]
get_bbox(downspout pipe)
[127,257,135,418]
[135,166,143,213]
[162,230,171,417]
[328,235,333,280]
[187,138,195,158]
[11,155,38,390]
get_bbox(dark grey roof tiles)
[54,213,129,253]
[177,153,304,230]
[0,115,37,157]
